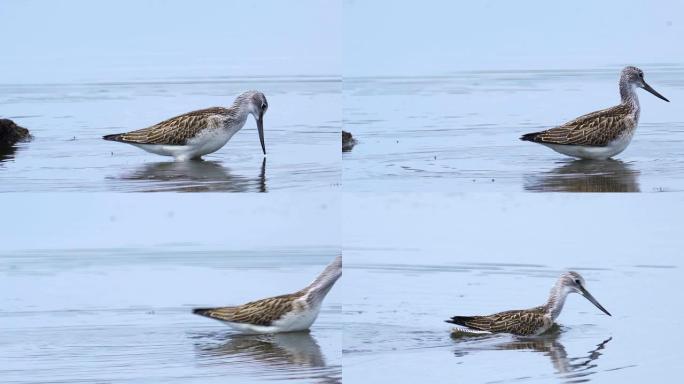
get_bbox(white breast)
[130,114,244,161]
[219,300,321,335]
[271,303,321,332]
[543,131,635,160]
[186,128,237,156]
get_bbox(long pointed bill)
[257,112,266,155]
[642,81,670,102]
[579,286,611,316]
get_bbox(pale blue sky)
[0,0,340,83]
[344,0,684,76]
[2,1,682,81]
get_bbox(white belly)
[543,132,634,160]
[131,128,236,161]
[221,305,321,335]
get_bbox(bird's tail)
[191,306,237,321]
[192,307,213,316]
[519,132,541,142]
[445,316,472,326]
[446,316,493,336]
[102,133,124,142]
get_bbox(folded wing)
[193,293,300,326]
[520,105,630,147]
[103,107,227,145]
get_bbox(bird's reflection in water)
[192,331,339,383]
[452,326,612,382]
[116,158,267,192]
[524,159,640,192]
[194,331,325,368]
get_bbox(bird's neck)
[235,100,253,117]
[619,80,641,118]
[302,257,342,306]
[544,282,569,321]
[226,100,251,128]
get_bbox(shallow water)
[342,193,684,383]
[0,77,340,192]
[0,194,341,383]
[0,248,341,383]
[343,66,684,192]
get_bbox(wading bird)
[447,271,611,336]
[104,90,267,161]
[193,256,342,334]
[521,67,669,160]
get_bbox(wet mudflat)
[0,248,341,383]
[0,77,340,192]
[343,66,684,192]
[0,194,341,383]
[342,193,684,383]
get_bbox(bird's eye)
[261,103,267,109]
[574,279,581,285]
[639,72,644,77]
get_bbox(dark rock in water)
[342,130,357,152]
[0,119,31,147]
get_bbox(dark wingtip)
[446,316,469,326]
[102,134,122,142]
[192,308,208,315]
[520,132,539,142]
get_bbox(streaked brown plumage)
[193,256,342,333]
[103,90,268,160]
[105,107,231,145]
[521,104,632,147]
[447,271,611,336]
[449,307,550,336]
[193,291,305,326]
[520,66,669,160]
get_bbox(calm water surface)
[0,248,341,383]
[342,194,684,383]
[0,77,340,192]
[343,66,684,192]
